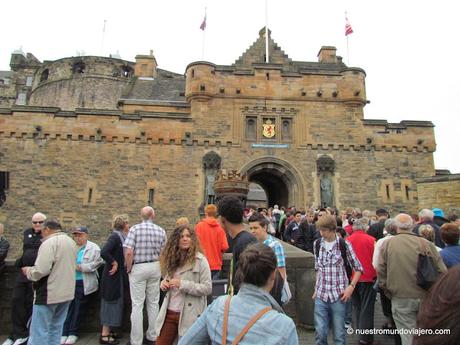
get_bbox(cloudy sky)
[1,0,458,173]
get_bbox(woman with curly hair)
[155,225,212,345]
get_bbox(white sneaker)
[61,336,68,344]
[12,338,28,345]
[1,338,14,345]
[65,335,78,345]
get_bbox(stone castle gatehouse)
[0,28,441,254]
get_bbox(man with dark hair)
[284,211,304,248]
[3,212,46,345]
[367,208,389,241]
[299,213,319,253]
[195,204,229,279]
[249,212,287,304]
[22,219,77,345]
[218,196,257,294]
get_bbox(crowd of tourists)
[0,200,459,345]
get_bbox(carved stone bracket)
[203,151,221,170]
[317,155,335,174]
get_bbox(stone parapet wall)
[0,113,434,257]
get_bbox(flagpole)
[100,19,107,56]
[347,35,350,65]
[345,11,351,66]
[202,7,207,60]
[265,0,269,63]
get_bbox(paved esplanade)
[0,299,395,345]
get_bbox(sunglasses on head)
[32,221,44,224]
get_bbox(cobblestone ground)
[1,294,397,345]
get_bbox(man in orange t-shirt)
[196,204,229,279]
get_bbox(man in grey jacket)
[378,213,446,345]
[21,219,77,345]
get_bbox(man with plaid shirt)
[124,206,166,345]
[313,214,363,345]
[249,212,286,304]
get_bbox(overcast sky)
[1,0,458,173]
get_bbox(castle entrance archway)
[240,157,305,209]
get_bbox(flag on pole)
[345,15,353,36]
[200,13,207,30]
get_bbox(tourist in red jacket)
[347,217,377,345]
[195,204,229,280]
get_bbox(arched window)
[121,65,134,78]
[72,61,86,74]
[246,117,257,140]
[40,69,49,82]
[282,119,292,140]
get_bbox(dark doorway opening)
[249,170,289,208]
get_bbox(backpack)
[315,237,352,281]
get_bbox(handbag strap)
[222,295,272,345]
[222,296,231,345]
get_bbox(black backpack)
[315,237,352,281]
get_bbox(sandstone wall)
[0,106,435,257]
[28,56,134,110]
[417,174,460,213]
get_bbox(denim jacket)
[178,283,298,345]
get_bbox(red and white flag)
[200,14,207,30]
[345,16,353,36]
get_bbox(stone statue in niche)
[205,173,216,204]
[202,151,221,206]
[320,176,333,207]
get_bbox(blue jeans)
[345,300,353,325]
[29,301,71,345]
[314,297,347,345]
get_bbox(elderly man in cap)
[61,226,103,345]
[22,219,77,345]
[367,208,389,241]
